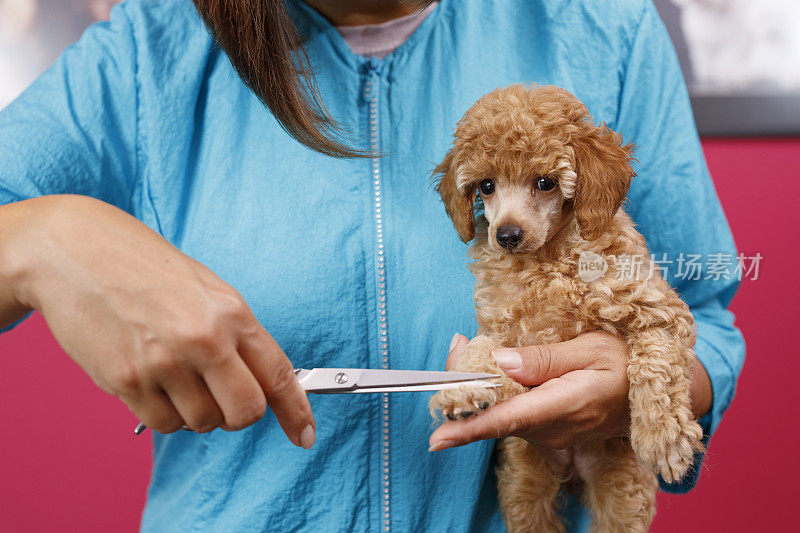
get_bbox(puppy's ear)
[571,123,634,241]
[433,149,476,243]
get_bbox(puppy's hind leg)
[429,335,525,421]
[577,439,657,533]
[497,438,566,533]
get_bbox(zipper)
[364,57,390,533]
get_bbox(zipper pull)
[365,56,383,76]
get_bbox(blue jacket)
[0,0,745,531]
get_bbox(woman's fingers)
[161,371,225,433]
[445,333,469,371]
[123,389,185,434]
[200,353,267,431]
[237,326,316,449]
[428,379,576,451]
[491,331,620,386]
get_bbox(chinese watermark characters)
[577,252,762,282]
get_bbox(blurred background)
[654,0,800,136]
[1,0,799,531]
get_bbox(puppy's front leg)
[627,329,704,483]
[429,335,525,421]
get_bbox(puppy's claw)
[429,385,498,422]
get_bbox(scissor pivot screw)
[335,372,349,384]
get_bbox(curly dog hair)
[430,84,704,532]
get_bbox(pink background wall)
[1,138,798,531]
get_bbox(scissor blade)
[356,369,499,389]
[347,379,500,393]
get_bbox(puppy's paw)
[429,385,498,421]
[632,419,704,483]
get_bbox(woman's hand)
[429,331,710,452]
[0,195,315,447]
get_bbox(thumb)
[491,337,594,386]
[445,333,469,371]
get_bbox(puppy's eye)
[535,177,557,191]
[479,179,495,195]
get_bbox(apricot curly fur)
[430,84,704,532]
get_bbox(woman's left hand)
[428,331,633,452]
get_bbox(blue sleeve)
[613,2,746,493]
[0,2,139,210]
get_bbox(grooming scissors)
[133,368,499,435]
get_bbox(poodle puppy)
[429,84,704,532]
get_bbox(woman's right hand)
[0,195,315,447]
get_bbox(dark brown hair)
[192,0,365,158]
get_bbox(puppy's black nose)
[496,225,524,249]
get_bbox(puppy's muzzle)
[496,225,524,249]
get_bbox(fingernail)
[299,424,316,450]
[428,439,458,452]
[449,333,460,352]
[492,349,522,370]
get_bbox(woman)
[0,0,744,531]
